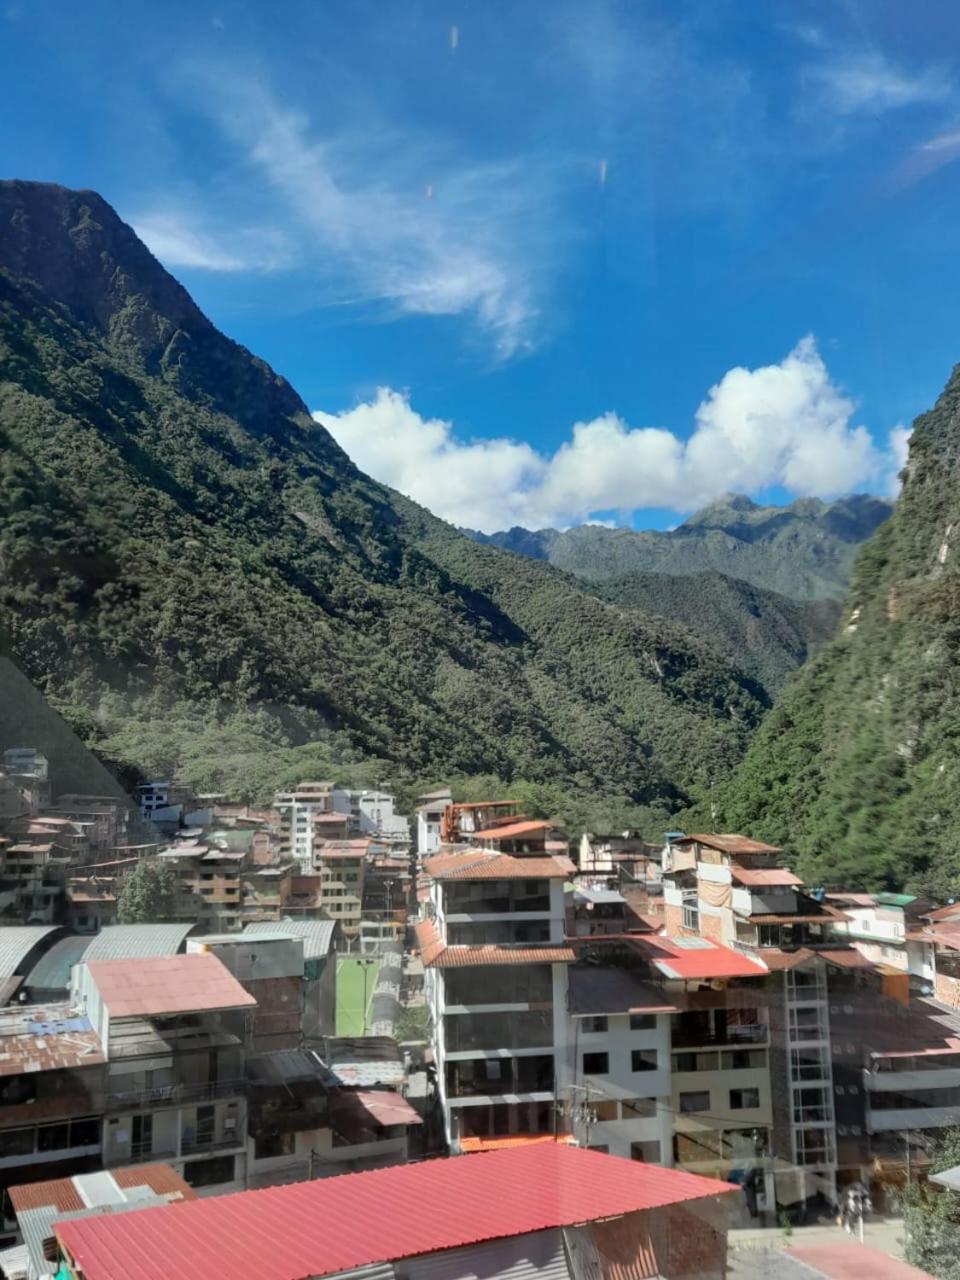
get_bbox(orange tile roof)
[85,953,257,1018]
[459,1134,574,1152]
[411,918,574,968]
[469,820,552,841]
[731,867,803,886]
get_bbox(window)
[730,1088,760,1110]
[632,1049,658,1072]
[255,1131,295,1159]
[722,1049,766,1071]
[621,1098,657,1119]
[582,1052,609,1075]
[674,1051,719,1073]
[583,1016,608,1034]
[631,1140,660,1162]
[183,1155,236,1188]
[679,1091,710,1113]
[630,1013,655,1030]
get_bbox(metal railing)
[105,1079,246,1112]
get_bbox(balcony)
[105,1079,246,1112]
[180,1132,244,1156]
[867,1104,960,1133]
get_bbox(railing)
[105,1079,246,1111]
[180,1132,244,1155]
[671,1025,767,1049]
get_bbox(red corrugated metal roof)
[85,953,257,1018]
[631,935,768,979]
[731,867,802,887]
[56,1144,735,1280]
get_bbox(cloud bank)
[315,337,905,531]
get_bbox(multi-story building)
[314,839,369,936]
[47,795,131,852]
[72,952,256,1196]
[415,847,575,1151]
[272,781,335,868]
[156,843,244,931]
[331,789,410,843]
[2,749,48,780]
[413,788,452,855]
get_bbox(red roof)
[631,935,768,980]
[469,820,551,840]
[85,953,256,1018]
[432,854,573,880]
[56,1144,734,1280]
[412,918,575,968]
[731,867,802,887]
[331,1090,423,1128]
[679,833,781,855]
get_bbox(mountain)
[713,365,960,895]
[465,493,892,600]
[0,180,770,829]
[591,572,841,694]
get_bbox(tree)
[903,1128,960,1279]
[116,858,177,924]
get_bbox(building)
[413,788,452,855]
[273,781,335,868]
[71,952,257,1196]
[314,839,370,936]
[54,1144,736,1280]
[331,789,410,843]
[2,1164,195,1280]
[415,847,575,1150]
[2,750,48,781]
[186,934,305,1053]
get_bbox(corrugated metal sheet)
[82,924,194,961]
[24,936,92,991]
[0,926,59,978]
[406,1229,570,1280]
[56,1144,734,1280]
[245,919,336,959]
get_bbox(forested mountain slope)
[713,367,960,894]
[0,180,768,824]
[466,493,891,600]
[591,572,841,694]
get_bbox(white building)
[1,747,48,779]
[331,788,410,842]
[415,789,452,856]
[273,781,335,869]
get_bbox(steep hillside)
[714,366,960,894]
[591,572,841,694]
[0,180,768,825]
[466,493,892,600]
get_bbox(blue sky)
[4,0,960,529]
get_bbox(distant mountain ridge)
[0,179,771,829]
[464,493,893,601]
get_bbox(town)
[0,745,954,1277]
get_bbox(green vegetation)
[467,493,891,599]
[591,571,841,695]
[903,1128,960,1279]
[336,957,377,1037]
[712,361,960,894]
[0,180,769,827]
[116,858,177,923]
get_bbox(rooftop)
[0,926,60,977]
[678,833,782,856]
[244,920,337,958]
[428,852,573,881]
[0,1002,105,1076]
[10,1164,195,1215]
[629,935,769,980]
[56,1143,734,1280]
[730,867,803,887]
[469,819,552,841]
[413,919,575,969]
[84,953,256,1018]
[319,1036,405,1088]
[81,924,195,962]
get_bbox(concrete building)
[331,789,410,843]
[2,750,48,781]
[273,781,335,868]
[414,847,576,1150]
[314,839,369,937]
[413,788,452,855]
[71,952,256,1197]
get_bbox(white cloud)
[133,211,290,273]
[315,337,900,531]
[176,70,559,358]
[811,51,951,115]
[886,424,913,494]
